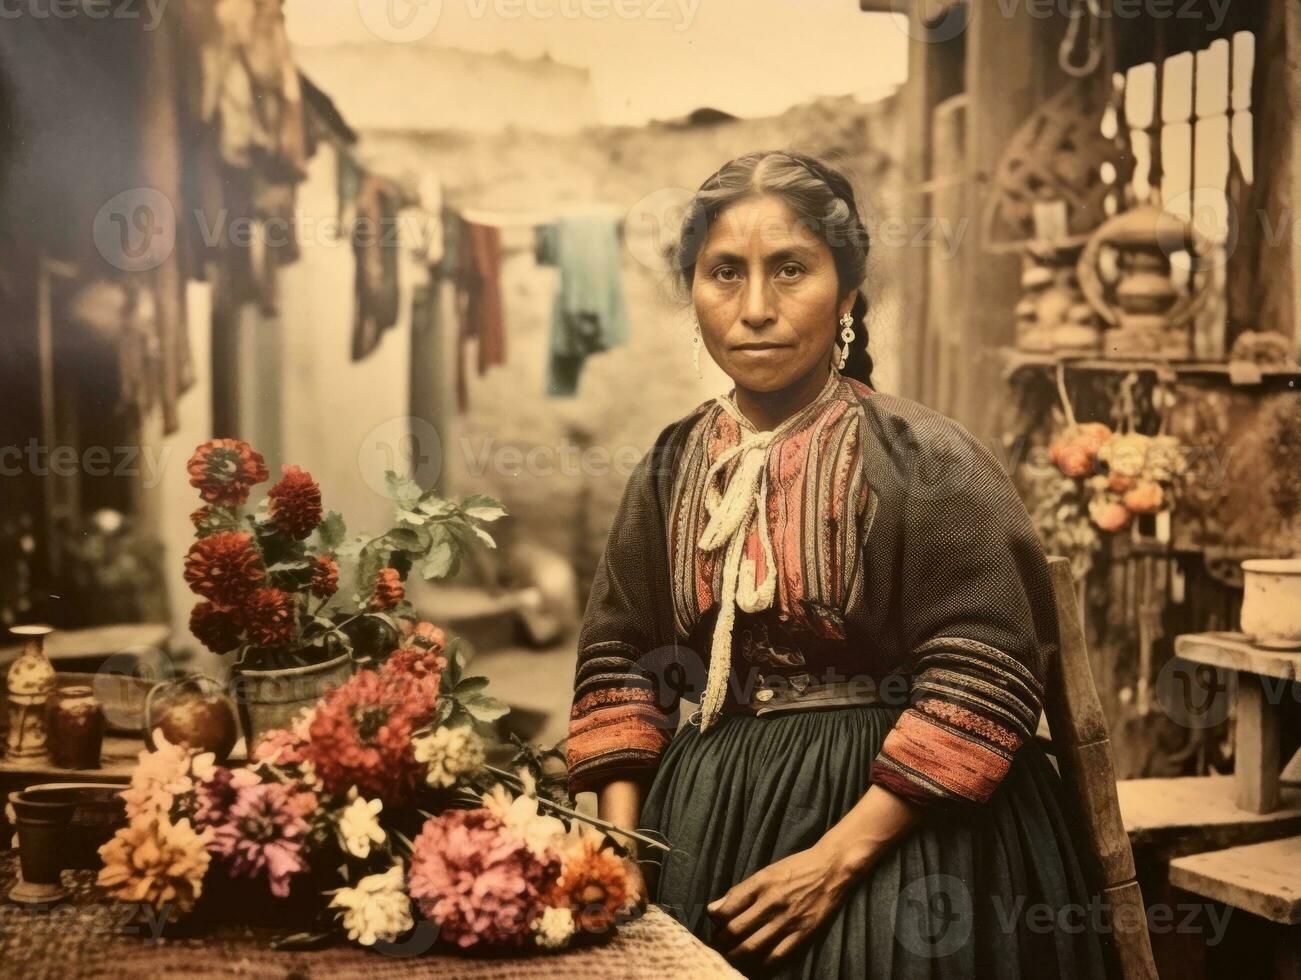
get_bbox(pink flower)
[251,726,308,767]
[193,766,261,829]
[408,809,560,949]
[211,781,309,897]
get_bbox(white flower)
[338,792,385,859]
[413,725,485,789]
[329,864,413,947]
[298,757,321,791]
[480,784,566,860]
[532,905,575,950]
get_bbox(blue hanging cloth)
[535,207,629,397]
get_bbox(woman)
[566,151,1107,979]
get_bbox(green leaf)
[386,471,423,509]
[416,494,457,518]
[317,512,347,551]
[421,539,456,580]
[461,493,508,523]
[459,692,509,724]
[467,524,498,550]
[454,676,490,695]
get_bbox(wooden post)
[1235,672,1282,814]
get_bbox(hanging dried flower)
[310,555,339,600]
[369,568,404,610]
[187,438,268,507]
[1123,479,1165,515]
[183,531,265,606]
[268,464,323,540]
[243,587,296,648]
[189,601,244,654]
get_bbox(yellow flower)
[97,814,213,920]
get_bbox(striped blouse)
[565,369,1058,807]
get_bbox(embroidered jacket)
[565,371,1058,807]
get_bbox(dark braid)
[673,150,875,388]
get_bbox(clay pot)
[7,782,126,905]
[1241,559,1301,650]
[44,686,105,769]
[145,675,239,762]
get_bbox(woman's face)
[691,193,855,393]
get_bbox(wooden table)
[0,851,742,980]
[1174,631,1301,814]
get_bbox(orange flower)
[97,814,213,920]
[553,835,629,935]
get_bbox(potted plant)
[181,438,504,747]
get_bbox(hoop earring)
[835,312,854,370]
[692,320,703,377]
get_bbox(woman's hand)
[706,839,866,969]
[705,785,920,970]
[619,854,650,918]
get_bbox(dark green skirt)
[639,705,1109,980]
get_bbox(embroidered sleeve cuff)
[566,687,673,796]
[870,704,1023,806]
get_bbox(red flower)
[183,531,265,605]
[190,601,243,654]
[244,587,296,648]
[187,439,268,507]
[400,619,447,655]
[267,465,322,540]
[369,568,404,610]
[310,555,339,600]
[304,670,423,803]
[381,645,446,721]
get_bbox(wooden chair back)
[1042,556,1159,980]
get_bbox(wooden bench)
[1169,835,1301,926]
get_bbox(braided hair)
[670,150,875,388]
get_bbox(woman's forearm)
[596,778,645,855]
[812,783,923,882]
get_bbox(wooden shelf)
[1170,835,1301,924]
[1001,348,1301,382]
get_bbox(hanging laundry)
[450,213,507,411]
[535,207,628,397]
[351,174,401,361]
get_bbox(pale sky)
[284,0,908,127]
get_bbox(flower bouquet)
[181,438,506,743]
[98,631,648,953]
[96,440,656,954]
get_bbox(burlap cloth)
[0,852,741,979]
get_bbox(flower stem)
[482,765,670,853]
